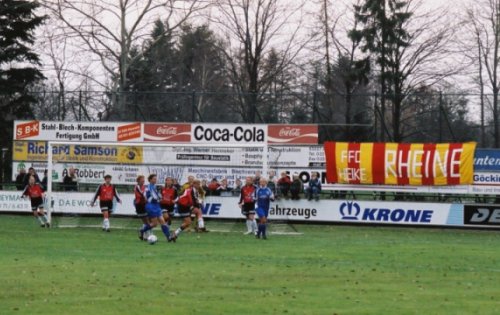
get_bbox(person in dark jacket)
[306,172,322,201]
[41,169,48,191]
[290,173,303,200]
[63,167,78,191]
[277,172,291,198]
[15,168,26,190]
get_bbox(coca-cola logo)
[279,127,301,137]
[156,126,178,135]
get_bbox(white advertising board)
[0,192,478,228]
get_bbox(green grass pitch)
[1,215,499,315]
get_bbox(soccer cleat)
[262,234,267,240]
[168,235,177,243]
[138,230,144,241]
[45,222,50,228]
[40,224,46,228]
[105,228,111,232]
[244,231,253,235]
[255,234,260,239]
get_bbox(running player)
[160,177,177,226]
[22,175,49,227]
[180,175,194,194]
[255,178,275,240]
[134,175,149,240]
[238,176,257,235]
[170,179,202,241]
[138,174,172,242]
[193,182,207,232]
[91,175,121,232]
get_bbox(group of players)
[21,171,275,242]
[89,173,275,242]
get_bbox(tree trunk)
[494,87,499,147]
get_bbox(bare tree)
[213,0,308,123]
[43,0,206,119]
[466,0,500,147]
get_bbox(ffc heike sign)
[324,142,476,186]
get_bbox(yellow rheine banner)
[324,142,476,186]
[12,141,143,164]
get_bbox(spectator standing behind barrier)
[41,169,48,191]
[253,170,262,186]
[63,167,78,191]
[267,171,278,196]
[207,178,220,196]
[233,178,242,195]
[306,172,322,201]
[277,171,291,198]
[218,178,232,194]
[290,173,302,200]
[15,168,26,190]
[23,167,40,187]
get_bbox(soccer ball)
[147,234,158,245]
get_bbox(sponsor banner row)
[324,142,476,186]
[13,141,144,164]
[2,191,497,228]
[464,205,500,226]
[12,161,500,195]
[474,149,500,172]
[14,121,318,145]
[13,141,325,168]
[12,161,324,187]
[13,136,500,174]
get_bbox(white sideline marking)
[56,225,303,235]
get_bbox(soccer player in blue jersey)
[255,177,275,240]
[138,174,171,242]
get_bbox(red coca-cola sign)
[143,123,191,142]
[268,125,318,144]
[279,127,301,137]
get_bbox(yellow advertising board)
[13,141,143,164]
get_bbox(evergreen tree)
[0,0,45,185]
[349,0,412,141]
[0,0,45,119]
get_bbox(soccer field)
[1,215,499,315]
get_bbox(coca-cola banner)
[190,123,267,144]
[143,123,191,142]
[268,125,318,144]
[14,121,318,145]
[143,123,318,145]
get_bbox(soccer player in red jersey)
[239,176,257,235]
[134,175,150,239]
[22,175,49,227]
[170,179,203,241]
[160,177,177,227]
[91,175,121,232]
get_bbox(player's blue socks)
[257,223,267,239]
[257,224,263,237]
[161,224,170,238]
[140,224,152,233]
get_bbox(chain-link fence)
[24,90,490,145]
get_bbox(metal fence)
[24,90,493,145]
